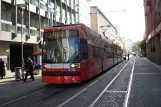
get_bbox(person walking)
[23,57,34,81]
[0,58,5,79]
[128,53,130,60]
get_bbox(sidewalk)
[128,57,161,107]
[0,70,15,83]
[150,61,161,70]
[0,70,41,83]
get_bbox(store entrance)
[10,44,33,72]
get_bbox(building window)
[1,23,7,31]
[35,31,39,37]
[30,0,38,7]
[1,23,11,32]
[11,25,15,33]
[30,29,35,36]
[24,28,29,35]
[17,27,22,34]
[11,7,15,23]
[49,1,54,7]
[36,16,40,28]
[30,13,38,28]
[40,3,47,11]
[24,11,29,26]
[1,4,7,21]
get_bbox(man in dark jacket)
[0,58,5,79]
[24,57,34,81]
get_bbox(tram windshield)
[42,38,79,63]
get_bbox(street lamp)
[16,4,27,79]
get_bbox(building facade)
[90,6,123,49]
[0,0,90,71]
[144,0,161,64]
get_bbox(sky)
[90,0,145,42]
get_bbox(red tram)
[42,24,123,84]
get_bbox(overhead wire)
[79,1,124,45]
[79,2,118,38]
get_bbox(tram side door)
[80,39,89,81]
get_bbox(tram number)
[69,68,75,72]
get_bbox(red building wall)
[144,0,161,39]
[144,0,156,39]
[144,0,161,64]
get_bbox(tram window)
[104,45,109,52]
[92,46,100,58]
[80,39,88,45]
[70,30,78,36]
[80,45,88,59]
[43,30,78,38]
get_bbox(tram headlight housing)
[42,64,47,68]
[70,64,79,68]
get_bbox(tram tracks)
[89,58,135,107]
[0,85,70,107]
[0,60,132,107]
[89,59,131,107]
[56,59,132,107]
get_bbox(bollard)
[15,67,22,80]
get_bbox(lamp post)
[16,4,27,79]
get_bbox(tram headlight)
[70,64,79,68]
[42,64,47,68]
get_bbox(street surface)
[0,56,161,107]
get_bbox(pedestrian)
[23,57,35,81]
[128,53,130,60]
[0,58,5,79]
